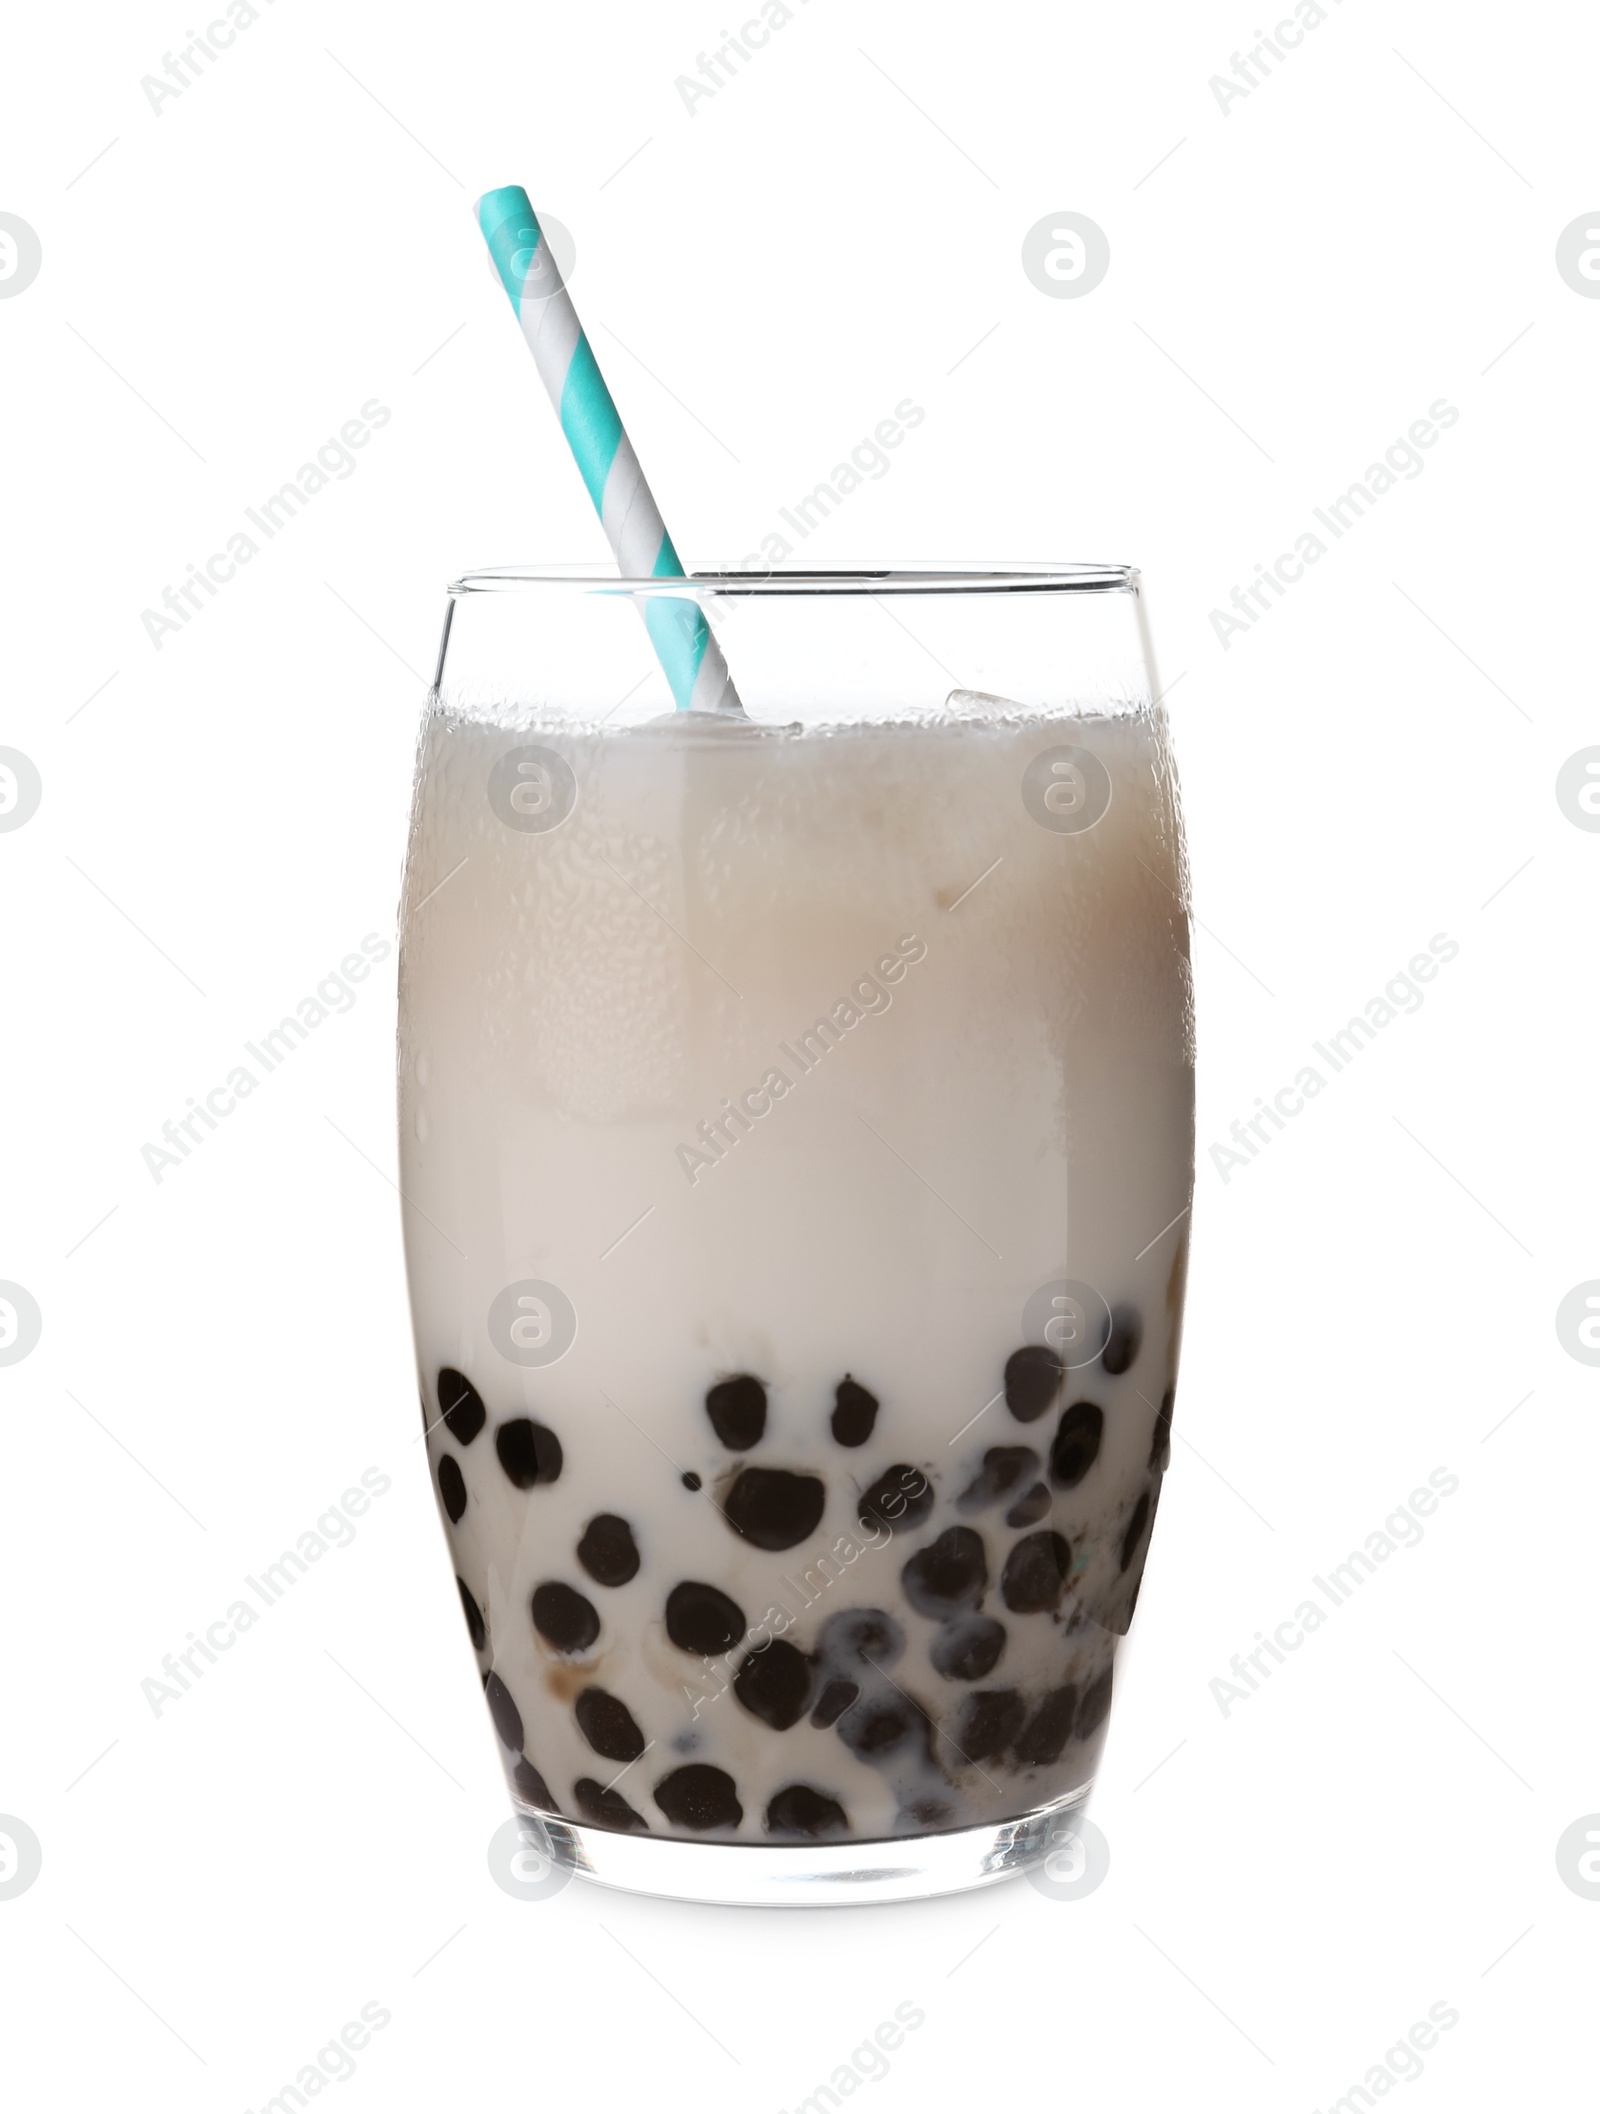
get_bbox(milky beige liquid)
[398,704,1193,1842]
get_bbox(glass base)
[515,1783,1092,1907]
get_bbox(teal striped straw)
[476,185,743,716]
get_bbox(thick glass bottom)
[514,1782,1092,1907]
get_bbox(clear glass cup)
[398,567,1194,1905]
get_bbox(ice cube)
[944,687,1029,714]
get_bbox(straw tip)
[475,184,534,235]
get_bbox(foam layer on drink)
[398,703,1193,1841]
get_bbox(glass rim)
[448,563,1137,599]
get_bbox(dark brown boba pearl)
[1119,1489,1153,1573]
[1149,1389,1174,1471]
[956,1687,1026,1759]
[705,1373,766,1451]
[437,1366,486,1446]
[574,1778,648,1832]
[831,1376,879,1448]
[437,1453,467,1524]
[1000,1530,1072,1613]
[681,1471,702,1491]
[512,1756,552,1809]
[665,1580,745,1657]
[1077,1666,1113,1740]
[574,1686,645,1762]
[901,1527,988,1618]
[576,1513,640,1587]
[931,1614,1007,1682]
[1004,1344,1065,1422]
[957,1446,1040,1513]
[1103,1304,1141,1375]
[837,1693,924,1760]
[531,1580,600,1653]
[733,1640,813,1730]
[1006,1483,1052,1529]
[654,1763,743,1831]
[484,1671,523,1751]
[817,1606,904,1669]
[1015,1684,1080,1766]
[903,1797,953,1828]
[1050,1402,1104,1488]
[723,1466,825,1550]
[766,1784,849,1839]
[495,1417,563,1489]
[457,1576,486,1651]
[811,1677,859,1728]
[858,1464,933,1533]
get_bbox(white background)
[2,0,1596,2106]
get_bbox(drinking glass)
[398,567,1193,1904]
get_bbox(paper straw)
[476,185,743,717]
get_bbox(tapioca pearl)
[574,1778,649,1833]
[484,1671,524,1751]
[495,1417,563,1489]
[1077,1666,1113,1740]
[766,1784,849,1839]
[664,1580,746,1657]
[930,1614,1007,1682]
[1102,1305,1141,1376]
[654,1764,743,1832]
[1142,1480,1163,1551]
[512,1756,553,1810]
[955,1688,1026,1760]
[1050,1401,1104,1488]
[811,1677,859,1728]
[956,1447,1040,1513]
[837,1693,925,1762]
[437,1366,486,1446]
[574,1686,646,1762]
[1000,1530,1072,1613]
[732,1639,813,1730]
[576,1513,640,1587]
[723,1467,826,1550]
[1014,1684,1080,1766]
[437,1453,467,1524]
[830,1376,879,1448]
[901,1527,988,1618]
[816,1606,905,1670]
[1005,1483,1053,1529]
[1149,1389,1174,1471]
[705,1373,766,1451]
[857,1463,933,1534]
[531,1581,600,1654]
[902,1796,954,1828]
[1119,1488,1153,1573]
[681,1471,702,1491]
[1004,1344,1065,1423]
[457,1576,486,1651]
